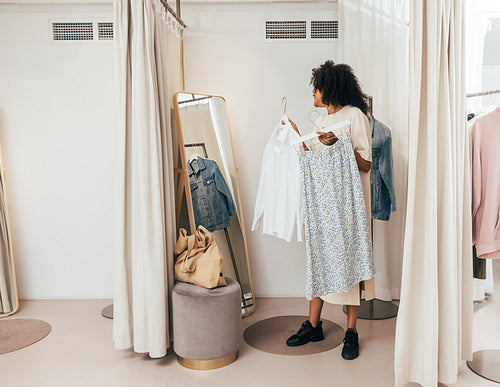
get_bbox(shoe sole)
[286,336,324,347]
[341,351,359,360]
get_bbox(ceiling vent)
[51,22,113,42]
[98,22,114,40]
[265,21,307,40]
[52,22,93,41]
[311,20,338,39]
[264,20,338,42]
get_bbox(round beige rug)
[243,315,344,356]
[0,319,52,355]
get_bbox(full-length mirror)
[174,92,255,316]
[0,147,18,318]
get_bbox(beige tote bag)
[174,225,227,289]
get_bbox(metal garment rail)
[466,89,500,98]
[159,0,187,28]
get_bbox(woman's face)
[313,89,325,108]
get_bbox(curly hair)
[311,60,369,116]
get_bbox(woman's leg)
[286,297,324,346]
[342,286,362,359]
[346,305,360,331]
[309,297,324,327]
[346,282,363,331]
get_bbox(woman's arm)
[318,132,371,172]
[287,118,309,151]
[354,151,371,172]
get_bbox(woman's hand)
[287,118,301,136]
[317,130,338,146]
[286,118,309,151]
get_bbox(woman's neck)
[327,104,344,115]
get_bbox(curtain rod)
[466,89,500,98]
[159,0,187,28]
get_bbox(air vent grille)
[98,22,114,40]
[265,21,307,40]
[311,20,338,39]
[52,22,93,41]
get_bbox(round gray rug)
[243,315,343,356]
[0,319,52,355]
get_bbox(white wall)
[0,4,115,298]
[482,18,500,105]
[182,2,338,297]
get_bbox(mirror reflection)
[175,92,254,315]
[0,156,18,318]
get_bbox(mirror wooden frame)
[173,91,255,317]
[0,145,19,318]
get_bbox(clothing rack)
[465,87,500,383]
[466,89,500,98]
[159,0,187,28]
[343,94,399,321]
[366,95,373,115]
[185,143,208,159]
[178,96,212,105]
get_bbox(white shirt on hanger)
[252,114,304,242]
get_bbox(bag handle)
[196,225,214,247]
[176,225,216,273]
[173,228,188,256]
[179,234,198,273]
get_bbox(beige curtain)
[394,1,473,386]
[338,0,409,302]
[0,171,14,314]
[113,0,183,358]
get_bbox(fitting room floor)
[1,262,499,387]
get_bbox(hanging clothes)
[469,106,500,259]
[472,245,486,279]
[467,107,496,299]
[188,156,237,233]
[300,136,375,300]
[370,116,396,221]
[310,105,375,305]
[252,115,304,242]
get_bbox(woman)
[286,61,374,361]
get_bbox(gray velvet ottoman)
[172,277,242,370]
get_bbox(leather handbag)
[173,225,227,289]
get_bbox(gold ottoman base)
[177,351,238,370]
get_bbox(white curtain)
[465,1,490,114]
[394,1,473,386]
[113,0,183,358]
[338,0,409,301]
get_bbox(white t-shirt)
[310,105,371,217]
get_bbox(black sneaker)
[286,320,324,347]
[341,328,359,360]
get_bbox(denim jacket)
[188,157,237,232]
[370,116,396,221]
